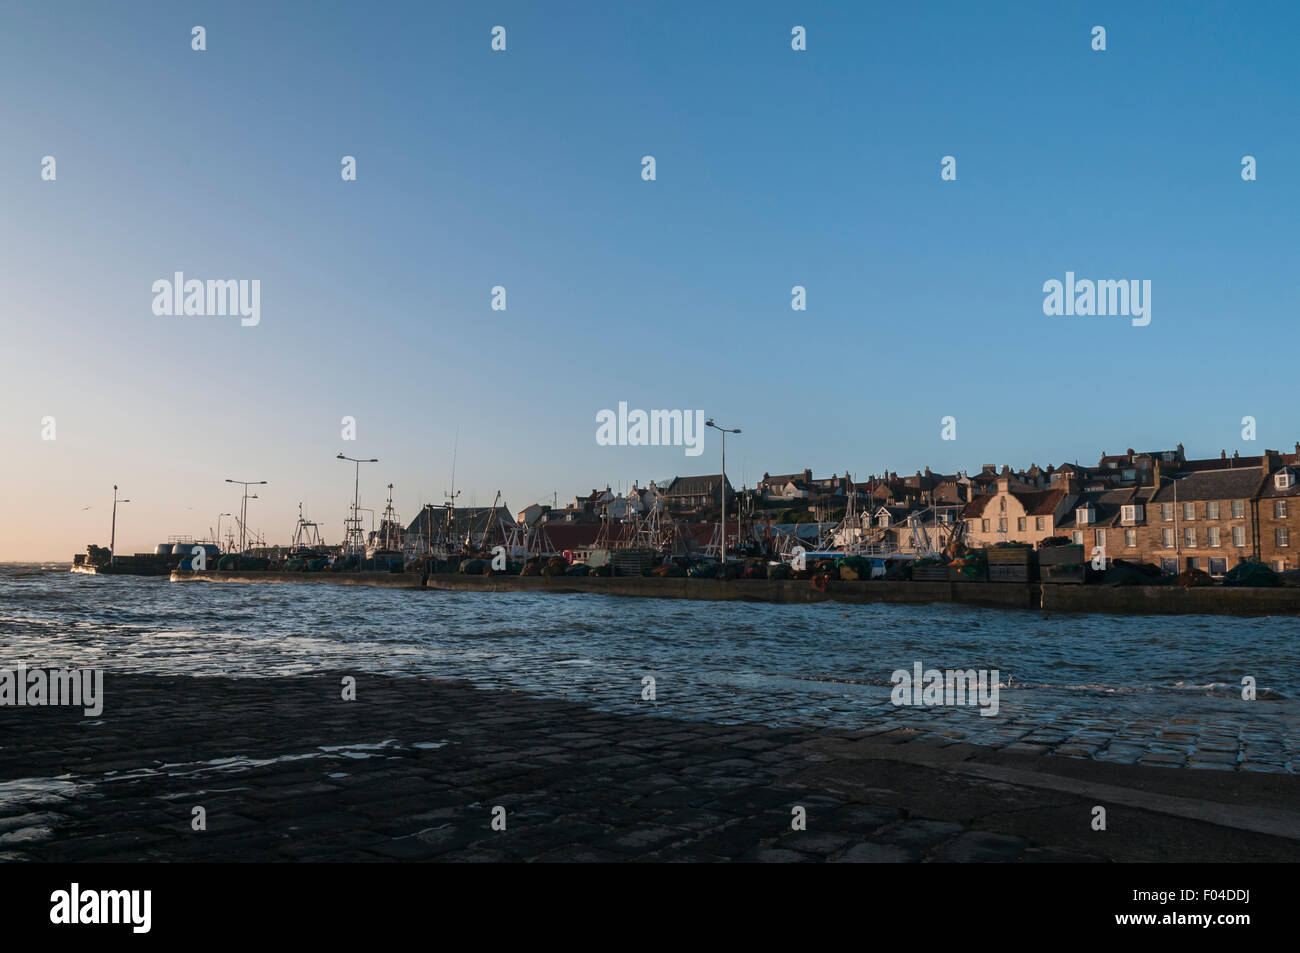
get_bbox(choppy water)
[1,564,1296,743]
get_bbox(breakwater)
[166,569,1300,615]
[170,569,424,588]
[425,573,1300,615]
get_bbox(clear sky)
[3,1,1298,560]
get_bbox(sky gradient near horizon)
[3,1,1299,560]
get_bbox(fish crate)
[911,565,949,582]
[1042,563,1085,584]
[1037,544,1085,567]
[988,563,1032,583]
[986,546,1035,566]
[608,548,657,576]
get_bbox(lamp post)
[110,485,130,564]
[216,513,231,550]
[337,453,378,564]
[705,419,741,563]
[225,479,267,554]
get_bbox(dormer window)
[1077,505,1095,525]
[1121,504,1144,524]
[1276,471,1295,491]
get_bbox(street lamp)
[216,513,231,551]
[110,484,130,564]
[705,419,741,563]
[337,453,378,563]
[225,479,267,554]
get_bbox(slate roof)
[1055,488,1135,529]
[1150,468,1266,503]
[663,474,733,497]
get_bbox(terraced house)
[1054,487,1140,559]
[1141,466,1264,576]
[1258,464,1300,572]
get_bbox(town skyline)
[11,434,1298,562]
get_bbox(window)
[1017,517,1026,531]
[1206,501,1219,520]
[1207,527,1220,547]
[1278,528,1290,548]
[1125,529,1137,548]
[981,519,989,533]
[1209,557,1227,576]
[1231,500,1245,519]
[1121,504,1144,524]
[998,518,1007,532]
[1275,500,1289,519]
[1072,531,1083,544]
[1277,471,1296,490]
[1184,527,1196,548]
[1161,558,1178,574]
[1182,503,1195,521]
[1162,528,1175,548]
[1096,529,1106,548]
[1232,526,1245,547]
[999,497,1006,511]
[1276,560,1286,572]
[1035,517,1044,531]
[1162,503,1174,521]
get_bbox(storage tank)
[170,543,193,557]
[155,543,172,556]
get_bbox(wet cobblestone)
[0,674,1296,863]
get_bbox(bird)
[80,506,92,511]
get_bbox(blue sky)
[3,1,1298,559]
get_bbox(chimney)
[1221,449,1226,459]
[1127,448,1135,455]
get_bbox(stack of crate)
[986,545,1037,583]
[1038,543,1085,583]
[911,563,949,582]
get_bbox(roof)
[1259,466,1300,499]
[1055,488,1135,529]
[1150,467,1265,503]
[405,504,516,537]
[663,474,733,496]
[962,488,1067,519]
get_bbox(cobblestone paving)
[547,672,1300,775]
[0,675,1295,863]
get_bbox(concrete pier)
[424,573,1300,616]
[171,569,425,588]
[165,569,1300,615]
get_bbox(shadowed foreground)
[1,674,1296,862]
